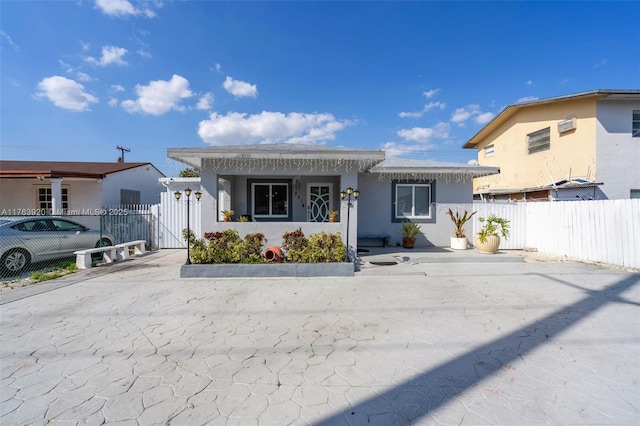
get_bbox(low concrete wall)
[181,262,355,278]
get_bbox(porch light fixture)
[174,187,202,265]
[340,187,360,261]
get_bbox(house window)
[631,189,640,199]
[121,189,141,205]
[527,127,550,154]
[633,111,640,137]
[392,180,435,222]
[250,181,290,219]
[484,144,495,158]
[37,187,68,213]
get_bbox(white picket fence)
[440,199,639,269]
[143,198,638,269]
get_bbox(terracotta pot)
[450,237,469,250]
[263,246,283,262]
[474,233,501,254]
[402,237,415,249]
[329,217,336,223]
[223,217,231,222]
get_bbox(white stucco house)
[0,161,166,214]
[166,144,500,249]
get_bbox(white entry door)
[307,183,333,222]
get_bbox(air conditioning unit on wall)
[558,117,577,134]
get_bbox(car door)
[51,219,94,256]
[14,219,60,260]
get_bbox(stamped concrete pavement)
[1,248,639,425]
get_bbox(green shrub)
[190,230,266,264]
[282,229,345,263]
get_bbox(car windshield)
[51,219,85,231]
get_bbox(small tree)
[179,167,200,178]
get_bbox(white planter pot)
[474,233,501,254]
[450,237,469,250]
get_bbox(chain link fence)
[0,210,155,279]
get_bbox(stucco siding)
[595,99,640,199]
[101,165,164,206]
[0,179,102,212]
[474,99,597,193]
[357,175,473,247]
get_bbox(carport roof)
[0,161,164,179]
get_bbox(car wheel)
[96,238,113,248]
[1,249,31,275]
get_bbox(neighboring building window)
[484,144,495,158]
[633,111,640,137]
[37,187,68,213]
[250,181,290,219]
[121,189,141,205]
[392,180,434,222]
[527,127,551,154]
[631,189,640,199]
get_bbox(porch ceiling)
[167,144,386,172]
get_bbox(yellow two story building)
[463,89,640,201]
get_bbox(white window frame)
[527,127,551,154]
[394,183,432,220]
[36,186,69,213]
[484,144,495,158]
[633,110,640,138]
[251,182,289,219]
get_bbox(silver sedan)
[0,217,114,275]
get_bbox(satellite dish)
[467,159,479,166]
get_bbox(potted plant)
[221,210,234,222]
[474,214,510,254]
[446,208,476,250]
[328,210,339,223]
[398,221,421,249]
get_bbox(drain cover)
[370,261,397,266]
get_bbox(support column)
[50,178,63,214]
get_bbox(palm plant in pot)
[446,208,476,250]
[399,221,422,249]
[474,214,510,254]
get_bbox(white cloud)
[423,88,440,99]
[121,74,193,115]
[36,76,98,112]
[223,76,258,98]
[450,105,479,123]
[86,46,128,66]
[137,49,152,59]
[516,96,539,103]
[196,93,214,110]
[215,63,222,73]
[397,122,450,143]
[1,30,20,52]
[80,41,91,51]
[108,97,119,107]
[381,141,435,158]
[398,111,423,118]
[111,84,125,92]
[475,112,495,124]
[198,111,352,145]
[423,101,446,112]
[76,72,94,82]
[94,0,156,18]
[526,80,533,86]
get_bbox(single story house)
[167,144,499,250]
[0,161,166,215]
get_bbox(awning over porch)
[368,158,500,181]
[167,144,386,172]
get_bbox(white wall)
[356,174,474,247]
[596,98,640,199]
[101,165,165,205]
[0,178,102,213]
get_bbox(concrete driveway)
[1,249,639,425]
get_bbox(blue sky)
[1,1,639,176]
